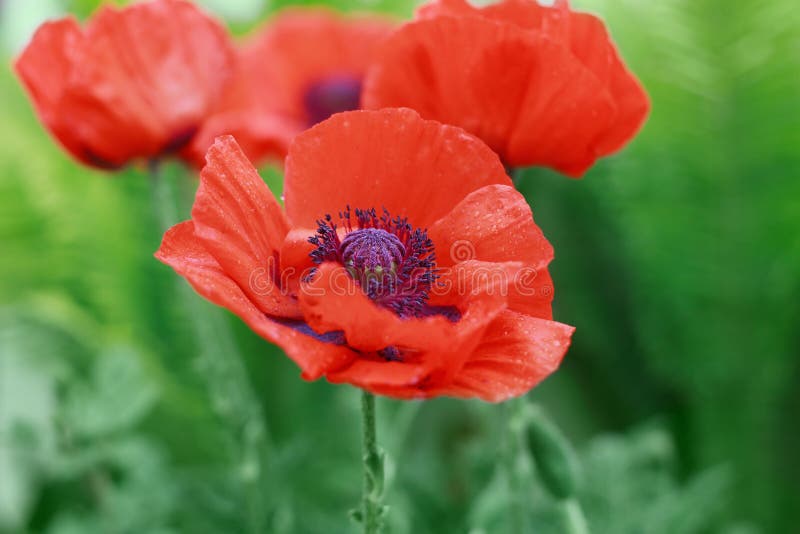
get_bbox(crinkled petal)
[418,0,572,39]
[429,184,554,318]
[430,257,553,320]
[429,184,553,269]
[299,264,462,353]
[328,360,431,389]
[567,12,650,155]
[15,19,79,117]
[13,19,101,166]
[192,136,298,317]
[300,262,506,386]
[284,108,511,227]
[184,110,298,168]
[155,221,356,379]
[439,310,574,402]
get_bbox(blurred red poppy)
[362,0,650,177]
[157,108,573,401]
[186,8,394,167]
[14,0,235,169]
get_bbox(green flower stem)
[148,162,270,534]
[505,397,529,534]
[361,391,385,533]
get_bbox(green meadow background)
[1,0,798,532]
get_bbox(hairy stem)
[361,391,385,533]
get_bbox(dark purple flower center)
[303,75,362,126]
[308,207,437,318]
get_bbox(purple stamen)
[308,207,437,319]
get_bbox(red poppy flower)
[14,0,235,169]
[362,0,650,177]
[156,108,573,401]
[186,8,395,167]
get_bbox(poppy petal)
[419,0,571,38]
[429,184,554,318]
[327,360,431,388]
[192,136,298,317]
[13,19,95,165]
[15,19,78,117]
[430,257,553,320]
[284,108,511,228]
[429,184,553,269]
[567,12,650,155]
[279,228,316,281]
[183,111,298,168]
[300,263,506,371]
[155,221,357,379]
[441,310,574,402]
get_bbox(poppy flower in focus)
[157,108,574,401]
[14,0,235,170]
[186,8,394,167]
[362,0,650,177]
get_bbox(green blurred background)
[1,0,798,532]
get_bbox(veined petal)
[284,108,511,228]
[192,136,298,317]
[440,310,574,402]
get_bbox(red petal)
[284,108,511,228]
[184,110,298,168]
[301,261,505,376]
[567,12,650,155]
[429,184,554,318]
[429,184,553,269]
[441,310,574,402]
[155,221,356,379]
[192,136,298,317]
[279,228,316,288]
[13,19,99,166]
[419,0,571,38]
[299,264,461,354]
[428,260,520,309]
[328,360,431,388]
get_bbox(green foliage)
[519,0,800,530]
[575,424,731,534]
